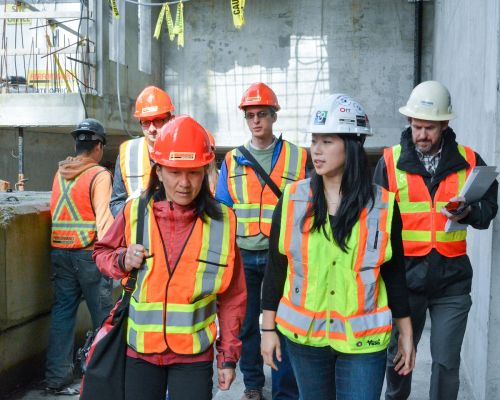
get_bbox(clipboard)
[445,166,498,232]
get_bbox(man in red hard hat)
[110,85,175,216]
[216,83,307,400]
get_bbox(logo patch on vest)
[366,339,381,346]
[169,152,196,161]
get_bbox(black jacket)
[373,127,498,297]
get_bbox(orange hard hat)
[151,115,214,168]
[206,130,215,150]
[239,82,280,111]
[134,86,175,119]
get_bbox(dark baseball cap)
[71,118,106,145]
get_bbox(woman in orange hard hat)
[94,115,247,400]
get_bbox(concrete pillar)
[432,1,500,399]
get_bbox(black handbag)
[79,196,146,400]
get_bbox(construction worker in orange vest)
[110,85,175,216]
[94,115,246,400]
[261,94,415,400]
[46,118,114,395]
[373,81,498,400]
[216,83,307,400]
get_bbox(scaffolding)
[0,0,96,95]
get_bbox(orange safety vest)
[119,137,151,196]
[50,165,106,248]
[276,179,395,353]
[383,144,476,257]
[123,197,237,355]
[225,140,307,237]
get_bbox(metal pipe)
[413,0,424,87]
[17,127,25,191]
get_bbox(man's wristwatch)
[221,361,236,369]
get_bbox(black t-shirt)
[262,197,410,318]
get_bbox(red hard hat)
[134,86,175,119]
[239,82,280,111]
[151,115,215,168]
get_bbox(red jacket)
[93,200,246,367]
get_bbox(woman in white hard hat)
[260,95,415,400]
[92,115,246,400]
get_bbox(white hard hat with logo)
[399,80,456,121]
[308,94,373,136]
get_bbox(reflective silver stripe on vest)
[200,215,226,294]
[234,207,260,219]
[359,186,388,313]
[128,298,216,328]
[283,142,299,181]
[133,205,151,302]
[277,300,313,332]
[328,318,346,335]
[129,306,164,325]
[196,327,212,353]
[51,221,97,230]
[349,309,392,334]
[127,138,146,194]
[129,327,138,349]
[167,300,217,327]
[260,208,274,221]
[288,179,311,305]
[231,158,246,202]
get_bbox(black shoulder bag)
[237,145,282,198]
[80,195,147,400]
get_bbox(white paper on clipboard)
[445,166,498,232]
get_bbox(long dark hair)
[303,135,373,251]
[143,164,223,221]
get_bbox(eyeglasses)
[140,118,167,129]
[244,111,271,120]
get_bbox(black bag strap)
[237,145,282,199]
[122,194,148,298]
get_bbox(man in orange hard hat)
[216,83,306,400]
[110,85,175,216]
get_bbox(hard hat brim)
[398,106,456,121]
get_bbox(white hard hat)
[308,94,372,136]
[399,80,456,121]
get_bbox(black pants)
[124,356,213,400]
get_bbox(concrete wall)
[162,0,434,149]
[0,195,92,396]
[432,1,500,399]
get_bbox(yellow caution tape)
[165,4,175,41]
[231,0,245,29]
[154,1,184,48]
[174,1,184,47]
[153,4,167,39]
[109,0,120,18]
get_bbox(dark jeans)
[385,293,472,400]
[45,248,113,389]
[239,248,298,399]
[124,357,213,400]
[286,337,386,400]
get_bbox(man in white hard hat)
[374,81,498,400]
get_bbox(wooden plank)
[1,46,95,56]
[0,11,82,19]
